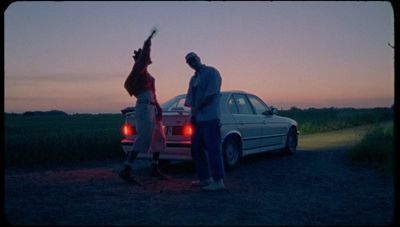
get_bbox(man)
[118,33,169,184]
[184,52,225,191]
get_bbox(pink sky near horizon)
[4,1,394,114]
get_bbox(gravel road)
[4,146,394,226]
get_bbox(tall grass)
[4,107,394,168]
[279,107,393,134]
[4,114,125,168]
[347,122,394,173]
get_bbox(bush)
[348,123,394,173]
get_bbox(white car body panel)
[121,91,298,163]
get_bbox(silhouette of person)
[184,52,225,191]
[118,34,169,184]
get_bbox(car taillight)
[183,122,193,137]
[122,123,135,137]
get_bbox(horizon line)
[4,104,395,115]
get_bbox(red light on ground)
[183,123,193,137]
[122,123,135,137]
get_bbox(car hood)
[274,115,298,126]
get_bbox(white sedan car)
[121,90,298,169]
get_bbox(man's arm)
[184,77,194,107]
[192,69,221,114]
[192,94,216,115]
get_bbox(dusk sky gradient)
[4,1,394,113]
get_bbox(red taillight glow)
[183,122,193,137]
[122,123,135,137]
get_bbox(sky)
[4,1,394,114]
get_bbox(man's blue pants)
[191,119,225,181]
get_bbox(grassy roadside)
[348,122,394,173]
[279,107,393,135]
[299,121,394,173]
[298,121,392,150]
[299,124,367,151]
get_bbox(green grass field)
[279,107,393,135]
[299,120,394,173]
[4,114,125,168]
[299,124,371,150]
[4,107,394,168]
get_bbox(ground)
[4,132,395,225]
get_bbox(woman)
[118,34,169,184]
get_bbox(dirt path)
[4,130,394,225]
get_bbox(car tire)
[223,137,242,170]
[283,127,297,155]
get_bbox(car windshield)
[161,95,190,111]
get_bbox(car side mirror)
[270,107,278,115]
[262,107,278,115]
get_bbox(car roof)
[222,90,248,95]
[175,90,249,97]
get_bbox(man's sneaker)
[150,165,170,180]
[201,180,225,191]
[191,178,213,187]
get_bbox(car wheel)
[283,127,297,155]
[223,137,241,170]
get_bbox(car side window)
[175,98,191,111]
[232,94,254,114]
[163,97,191,111]
[247,95,269,114]
[227,96,239,114]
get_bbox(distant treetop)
[22,110,68,116]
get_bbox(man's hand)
[191,106,199,116]
[190,115,196,125]
[190,106,199,124]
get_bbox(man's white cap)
[185,52,200,61]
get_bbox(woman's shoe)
[118,166,141,185]
[151,164,170,180]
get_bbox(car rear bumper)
[121,139,192,160]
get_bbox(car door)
[247,94,287,147]
[229,93,265,152]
